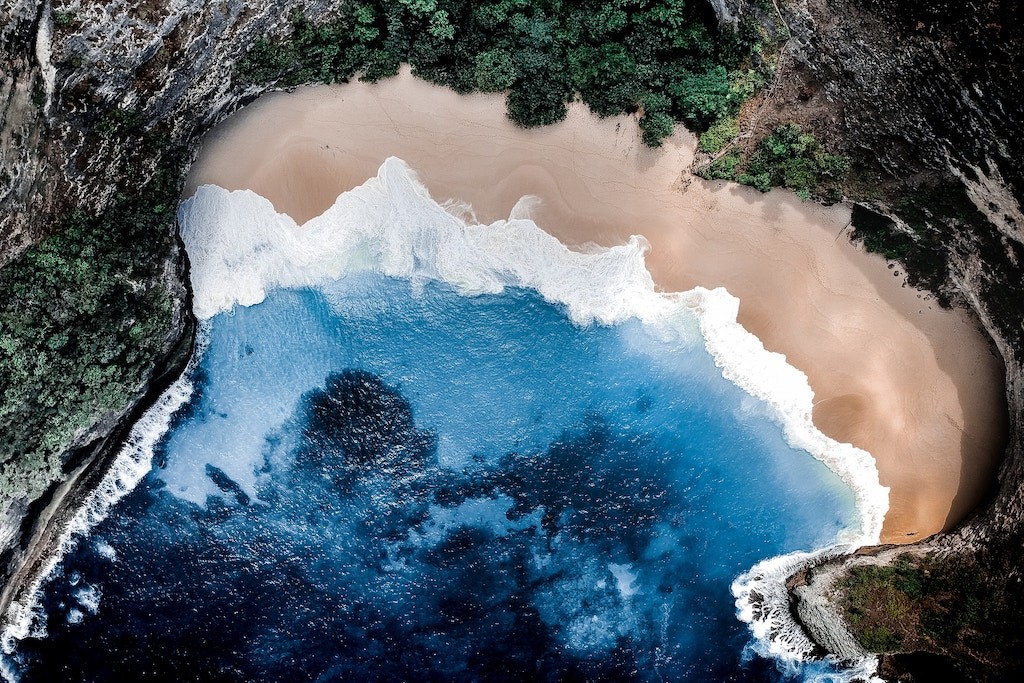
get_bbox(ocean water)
[2,159,884,681]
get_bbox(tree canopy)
[237,0,767,146]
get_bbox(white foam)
[73,585,100,615]
[1,156,888,680]
[179,157,666,327]
[0,331,204,674]
[608,563,640,600]
[179,156,888,675]
[94,540,117,563]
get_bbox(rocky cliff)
[717,1,1023,680]
[0,0,334,629]
[1,0,1022,680]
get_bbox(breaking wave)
[180,156,888,673]
[2,156,887,680]
[0,335,204,677]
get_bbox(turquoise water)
[10,277,858,681]
[4,160,874,681]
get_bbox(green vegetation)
[236,0,772,146]
[698,123,850,202]
[52,10,77,28]
[4,0,779,509]
[0,117,183,500]
[700,146,742,180]
[840,553,991,654]
[698,114,738,153]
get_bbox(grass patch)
[840,553,992,654]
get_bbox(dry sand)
[185,68,1006,543]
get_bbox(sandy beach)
[185,67,1006,543]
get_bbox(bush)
[698,148,742,181]
[669,66,731,129]
[233,1,774,146]
[731,123,850,200]
[474,49,516,92]
[640,111,675,147]
[698,115,739,153]
[0,119,183,499]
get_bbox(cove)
[185,70,1005,543]
[2,159,870,681]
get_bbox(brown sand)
[185,68,1006,543]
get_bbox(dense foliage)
[840,552,1012,659]
[699,123,850,201]
[237,0,767,146]
[0,131,182,500]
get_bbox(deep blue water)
[11,276,856,682]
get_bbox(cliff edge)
[1,1,1021,679]
[716,1,1024,680]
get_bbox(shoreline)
[0,253,195,644]
[186,67,1006,543]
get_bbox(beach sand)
[185,68,1006,543]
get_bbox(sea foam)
[0,335,203,677]
[179,157,888,672]
[2,156,888,679]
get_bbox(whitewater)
[1,157,887,681]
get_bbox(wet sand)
[185,68,1006,543]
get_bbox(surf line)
[0,157,888,678]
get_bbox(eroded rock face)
[1,0,338,261]
[0,0,332,620]
[716,0,1024,678]
[1,0,1022,676]
[708,0,1022,438]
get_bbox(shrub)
[233,1,774,146]
[640,111,675,147]
[474,49,516,92]
[698,115,739,153]
[698,148,742,181]
[669,66,731,129]
[734,124,850,200]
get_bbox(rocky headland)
[717,1,1024,680]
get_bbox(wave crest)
[4,157,888,679]
[181,157,888,671]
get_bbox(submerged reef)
[0,1,1022,680]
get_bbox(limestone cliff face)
[0,0,334,620]
[794,0,1024,532]
[2,0,335,259]
[710,0,1023,504]
[717,0,1024,679]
